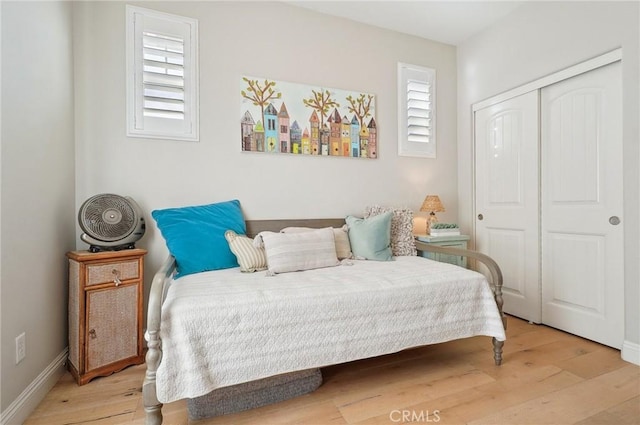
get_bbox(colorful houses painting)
[240,76,377,159]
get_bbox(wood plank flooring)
[25,317,639,424]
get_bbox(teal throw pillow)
[152,199,246,278]
[346,212,393,261]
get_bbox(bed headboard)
[245,218,346,238]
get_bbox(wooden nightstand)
[415,234,470,268]
[67,248,146,385]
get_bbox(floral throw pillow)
[365,205,417,256]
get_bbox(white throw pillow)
[261,227,339,274]
[280,225,352,260]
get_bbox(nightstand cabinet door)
[416,235,470,268]
[86,284,139,371]
[67,249,146,385]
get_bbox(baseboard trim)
[1,348,68,425]
[621,340,640,366]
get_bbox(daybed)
[142,218,507,425]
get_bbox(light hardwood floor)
[25,316,639,425]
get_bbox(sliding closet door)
[474,91,541,323]
[541,61,623,349]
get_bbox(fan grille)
[79,194,137,242]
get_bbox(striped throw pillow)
[280,225,353,260]
[261,227,339,274]
[224,230,268,272]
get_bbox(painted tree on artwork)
[241,77,282,127]
[303,89,339,127]
[346,93,374,127]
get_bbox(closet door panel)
[475,91,540,323]
[541,61,623,348]
[486,229,526,297]
[545,232,605,313]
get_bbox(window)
[398,63,436,158]
[126,6,198,141]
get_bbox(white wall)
[0,1,457,419]
[73,1,458,285]
[1,0,76,418]
[457,1,640,344]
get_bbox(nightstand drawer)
[87,260,139,286]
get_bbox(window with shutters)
[398,63,436,158]
[126,6,198,141]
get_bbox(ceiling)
[286,1,525,46]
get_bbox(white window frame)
[126,5,199,141]
[398,62,436,158]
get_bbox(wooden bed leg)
[492,337,504,365]
[143,255,175,425]
[143,329,163,425]
[491,264,506,367]
[415,241,507,366]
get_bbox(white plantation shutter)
[406,80,431,143]
[127,6,198,141]
[398,63,436,157]
[142,32,185,120]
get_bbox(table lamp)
[420,195,445,235]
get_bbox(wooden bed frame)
[142,219,506,425]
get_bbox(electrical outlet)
[15,332,26,364]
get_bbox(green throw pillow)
[346,212,393,261]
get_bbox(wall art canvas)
[240,76,377,159]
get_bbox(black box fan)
[78,194,146,252]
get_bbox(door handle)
[609,216,621,225]
[477,214,484,221]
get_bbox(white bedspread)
[156,256,506,403]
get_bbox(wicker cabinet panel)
[67,249,146,385]
[86,285,139,370]
[68,261,80,370]
[87,260,139,286]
